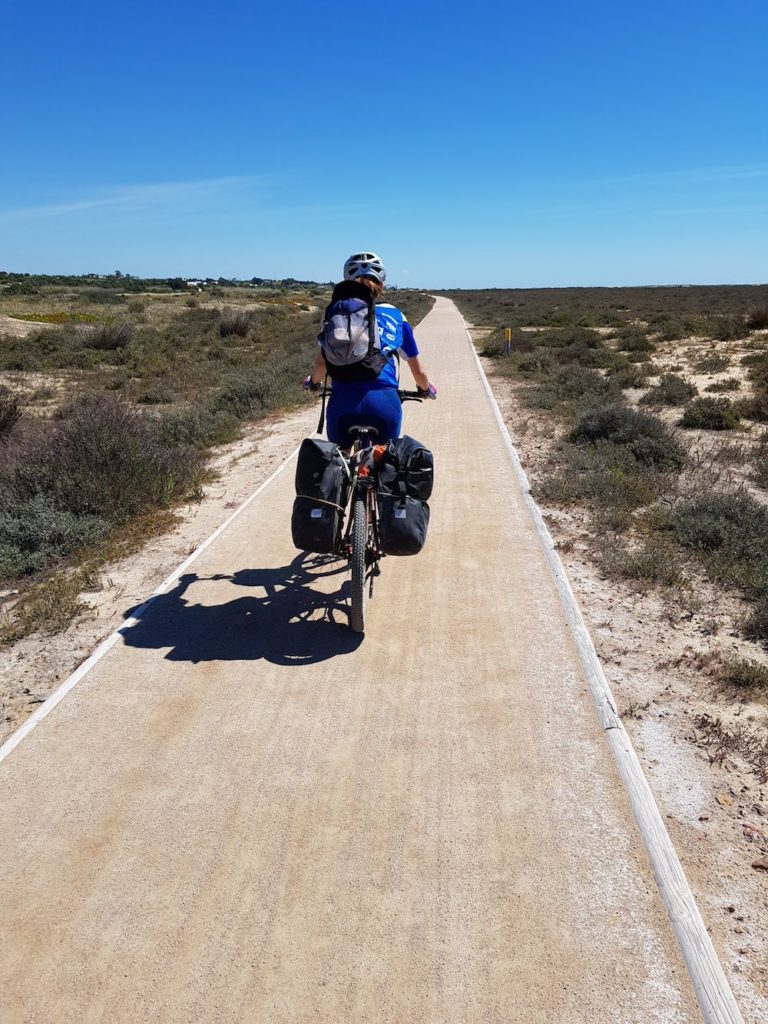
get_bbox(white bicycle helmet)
[343,251,386,284]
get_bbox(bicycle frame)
[340,430,382,577]
[319,389,424,632]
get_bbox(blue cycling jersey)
[326,302,419,391]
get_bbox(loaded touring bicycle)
[291,390,434,633]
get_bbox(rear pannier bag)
[377,435,434,501]
[291,438,348,553]
[377,494,430,556]
[376,435,434,556]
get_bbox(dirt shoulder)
[476,337,768,1022]
[0,403,318,748]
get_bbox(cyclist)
[303,252,436,448]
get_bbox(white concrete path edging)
[0,447,301,766]
[461,313,744,1024]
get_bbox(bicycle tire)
[350,495,367,633]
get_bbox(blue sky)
[2,0,766,287]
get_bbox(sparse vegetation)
[723,658,768,692]
[218,309,254,338]
[671,492,768,597]
[456,282,768,823]
[570,405,686,472]
[680,397,741,430]
[744,597,768,645]
[737,392,768,422]
[0,570,94,642]
[526,366,620,412]
[0,386,22,440]
[640,374,697,407]
[87,322,134,350]
[705,378,740,393]
[693,352,731,373]
[606,363,649,389]
[600,538,685,587]
[747,305,768,331]
[617,327,654,354]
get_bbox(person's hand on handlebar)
[302,375,322,393]
[417,383,437,400]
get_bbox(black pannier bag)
[377,493,430,556]
[291,438,348,553]
[376,435,434,556]
[377,435,434,500]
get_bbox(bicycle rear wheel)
[350,496,367,633]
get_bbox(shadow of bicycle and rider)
[120,553,362,666]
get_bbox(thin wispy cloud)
[576,164,768,191]
[0,176,261,224]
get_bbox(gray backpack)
[318,280,396,382]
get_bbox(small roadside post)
[504,327,512,356]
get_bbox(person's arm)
[310,350,327,385]
[405,355,430,392]
[399,320,433,393]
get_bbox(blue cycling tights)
[326,385,402,448]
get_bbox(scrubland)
[451,284,768,1006]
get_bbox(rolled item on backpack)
[291,438,349,553]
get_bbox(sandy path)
[0,299,701,1022]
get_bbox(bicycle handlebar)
[311,387,428,402]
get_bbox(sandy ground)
[477,337,768,1023]
[0,313,49,338]
[0,299,705,1022]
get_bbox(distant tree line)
[0,271,334,295]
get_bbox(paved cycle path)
[1,298,700,1023]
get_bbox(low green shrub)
[680,397,741,430]
[705,378,740,393]
[81,288,125,305]
[3,281,39,296]
[747,305,768,331]
[158,407,240,448]
[211,373,273,419]
[86,322,133,350]
[672,492,768,596]
[219,309,254,338]
[537,325,603,350]
[0,490,108,578]
[702,314,750,341]
[0,386,22,440]
[516,351,554,375]
[650,317,687,341]
[13,394,205,525]
[617,328,654,353]
[570,404,686,471]
[482,327,535,356]
[744,598,768,644]
[137,386,174,405]
[723,658,768,690]
[526,366,619,412]
[600,538,685,586]
[607,364,649,389]
[693,352,731,373]
[753,451,768,489]
[535,442,662,517]
[736,392,768,422]
[640,374,697,407]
